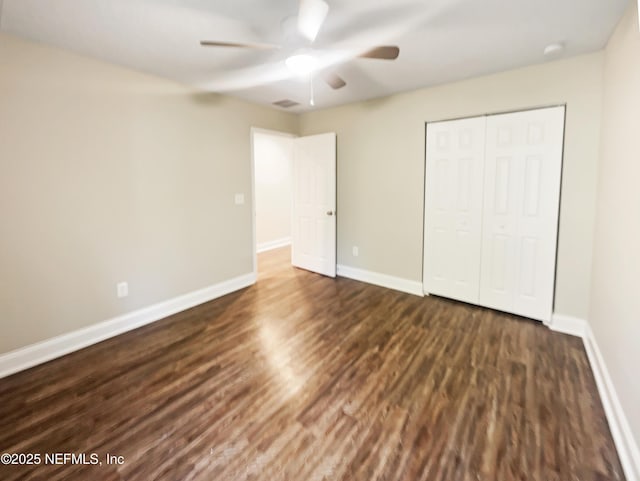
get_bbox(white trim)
[250,127,296,139]
[547,313,640,481]
[250,129,257,277]
[257,237,292,253]
[549,313,587,337]
[0,272,256,379]
[337,264,423,296]
[583,324,640,481]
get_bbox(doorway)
[251,128,337,279]
[251,128,295,274]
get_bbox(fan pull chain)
[309,77,315,106]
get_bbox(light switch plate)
[234,193,245,205]
[117,282,128,298]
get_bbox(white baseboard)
[549,313,588,337]
[0,272,256,380]
[583,324,640,481]
[257,237,291,253]
[549,313,639,481]
[336,264,423,296]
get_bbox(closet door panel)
[479,107,565,322]
[424,117,486,302]
[513,108,565,320]
[479,124,521,311]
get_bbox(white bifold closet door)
[479,107,565,322]
[423,106,565,323]
[423,116,487,303]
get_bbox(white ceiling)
[0,0,628,112]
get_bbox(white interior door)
[479,106,565,322]
[291,132,336,277]
[423,117,486,303]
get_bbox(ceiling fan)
[199,0,400,105]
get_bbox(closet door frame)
[422,104,566,322]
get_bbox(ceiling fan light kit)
[285,53,320,77]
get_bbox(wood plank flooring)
[0,247,624,480]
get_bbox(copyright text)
[1,452,125,466]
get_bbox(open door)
[291,132,336,277]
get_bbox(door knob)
[326,211,334,216]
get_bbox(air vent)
[273,99,299,108]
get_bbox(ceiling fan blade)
[200,40,280,50]
[324,72,346,90]
[358,46,400,60]
[297,0,329,42]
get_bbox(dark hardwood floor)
[0,247,624,480]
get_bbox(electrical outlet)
[234,193,245,205]
[352,246,359,257]
[117,282,128,298]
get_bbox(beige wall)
[0,33,297,354]
[253,131,293,248]
[590,2,640,455]
[299,53,605,320]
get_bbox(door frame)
[250,127,296,278]
[422,103,567,312]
